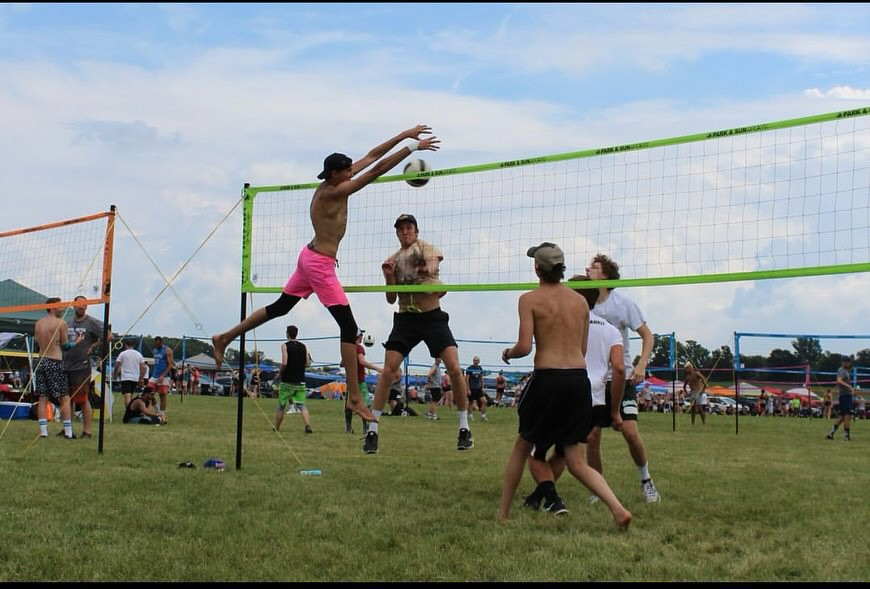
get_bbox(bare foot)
[614,509,632,532]
[211,334,225,370]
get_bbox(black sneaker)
[825,432,834,440]
[457,428,474,450]
[523,494,542,511]
[543,496,568,515]
[304,425,313,434]
[363,431,379,454]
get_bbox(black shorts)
[516,368,593,448]
[428,387,443,403]
[388,389,403,403]
[121,380,139,395]
[591,380,640,428]
[469,388,485,401]
[838,394,853,414]
[384,308,457,359]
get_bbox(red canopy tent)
[645,376,669,386]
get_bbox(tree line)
[647,336,868,384]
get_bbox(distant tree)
[738,354,766,381]
[678,340,711,369]
[856,348,870,366]
[711,345,734,369]
[650,337,672,370]
[792,337,822,368]
[768,348,798,368]
[816,352,844,383]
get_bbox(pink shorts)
[283,245,349,307]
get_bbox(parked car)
[199,374,230,396]
[707,395,748,414]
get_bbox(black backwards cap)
[394,213,418,229]
[317,153,352,180]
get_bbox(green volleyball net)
[241,107,870,294]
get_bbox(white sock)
[63,420,73,437]
[459,410,469,430]
[39,419,48,436]
[638,463,651,481]
[369,410,382,433]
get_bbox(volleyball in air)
[363,334,375,347]
[403,159,430,187]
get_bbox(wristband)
[408,140,420,152]
[62,342,75,350]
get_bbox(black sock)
[540,480,557,503]
[344,409,353,431]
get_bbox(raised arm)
[631,323,654,384]
[351,125,433,175]
[382,256,398,305]
[337,129,440,198]
[502,294,534,364]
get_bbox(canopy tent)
[180,353,230,372]
[758,386,784,396]
[730,382,765,397]
[644,376,670,386]
[784,387,821,400]
[636,382,669,393]
[706,385,737,397]
[0,279,47,334]
[318,381,346,396]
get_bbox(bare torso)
[34,315,66,361]
[685,372,705,393]
[308,184,349,257]
[525,283,588,370]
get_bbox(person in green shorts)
[275,325,313,433]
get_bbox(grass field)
[0,394,867,582]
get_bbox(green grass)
[0,395,867,581]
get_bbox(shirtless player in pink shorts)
[212,125,440,421]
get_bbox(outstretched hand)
[406,124,440,152]
[419,136,440,152]
[406,124,433,139]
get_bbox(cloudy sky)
[1,3,869,374]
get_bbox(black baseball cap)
[394,213,418,229]
[317,152,352,180]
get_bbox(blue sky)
[1,3,869,374]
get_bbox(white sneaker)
[641,479,661,503]
[481,414,488,422]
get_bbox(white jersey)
[115,348,145,381]
[586,314,623,406]
[591,289,646,380]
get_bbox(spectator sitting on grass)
[123,387,166,425]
